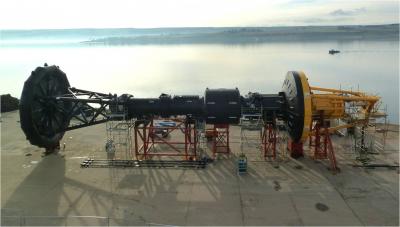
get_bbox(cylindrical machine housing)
[126,95,204,119]
[205,88,241,124]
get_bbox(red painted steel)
[309,117,339,173]
[134,118,198,160]
[211,124,230,158]
[288,139,304,158]
[309,119,328,159]
[261,123,277,159]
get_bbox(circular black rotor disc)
[19,65,71,149]
[281,71,306,143]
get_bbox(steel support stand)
[134,117,198,160]
[261,123,277,159]
[212,124,230,158]
[309,115,339,173]
[309,116,328,159]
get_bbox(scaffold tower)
[105,105,134,160]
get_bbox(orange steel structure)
[261,122,277,160]
[211,124,230,158]
[134,118,198,160]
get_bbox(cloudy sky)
[0,0,398,29]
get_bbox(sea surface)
[0,36,398,123]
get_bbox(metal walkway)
[80,158,208,169]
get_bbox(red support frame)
[308,116,339,172]
[309,118,327,159]
[324,127,339,172]
[134,117,198,160]
[261,123,277,159]
[211,124,230,158]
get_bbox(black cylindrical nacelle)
[124,89,241,124]
[205,88,241,124]
[126,95,204,119]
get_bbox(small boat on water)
[329,49,340,54]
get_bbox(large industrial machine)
[282,72,380,171]
[19,65,380,170]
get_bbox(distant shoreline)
[1,24,398,46]
[82,24,399,45]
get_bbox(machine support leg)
[133,117,198,160]
[212,124,230,158]
[193,124,197,159]
[310,113,328,159]
[309,115,339,173]
[134,124,139,158]
[184,121,188,160]
[288,140,304,158]
[213,127,217,158]
[325,127,339,173]
[261,123,277,159]
[313,119,328,159]
[143,121,148,159]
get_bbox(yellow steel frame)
[298,72,380,142]
[298,72,312,142]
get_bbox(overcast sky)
[0,0,398,29]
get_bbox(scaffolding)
[239,107,287,162]
[196,120,208,159]
[240,107,263,142]
[239,107,263,158]
[349,103,388,163]
[278,123,289,161]
[105,106,134,160]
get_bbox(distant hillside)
[1,24,398,45]
[83,24,399,45]
[0,27,226,41]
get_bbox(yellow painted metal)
[309,86,364,96]
[298,72,380,142]
[298,71,312,142]
[308,120,367,136]
[311,96,344,119]
[311,94,379,102]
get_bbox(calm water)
[0,41,398,123]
